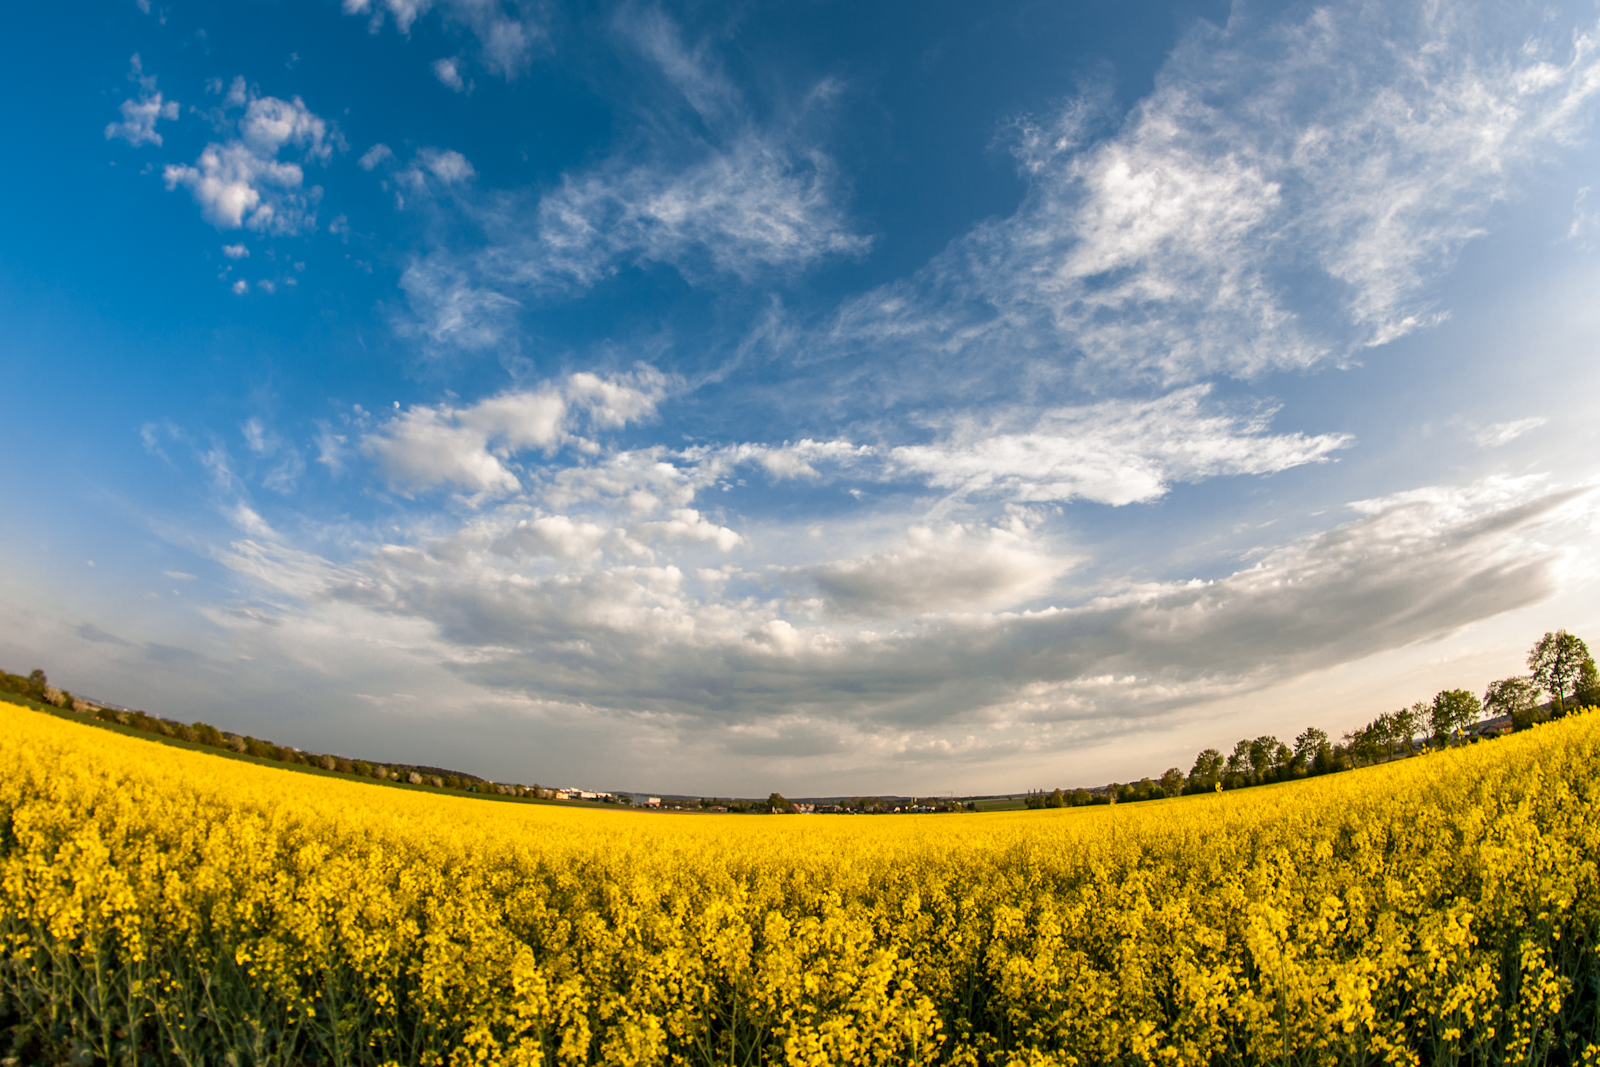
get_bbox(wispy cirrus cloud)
[692,385,1349,507]
[389,7,871,352]
[1474,416,1548,448]
[827,0,1600,399]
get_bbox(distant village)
[547,789,974,814]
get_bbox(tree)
[1575,657,1600,708]
[1159,767,1185,797]
[1247,737,1275,782]
[1431,689,1482,743]
[1399,702,1427,751]
[1226,739,1253,782]
[1369,712,1399,756]
[1528,630,1593,716]
[1189,748,1223,791]
[1483,676,1541,729]
[1293,727,1329,772]
[1428,696,1452,744]
[1342,726,1378,767]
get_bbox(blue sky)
[3,0,1600,796]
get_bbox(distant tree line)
[1027,629,1599,809]
[0,668,563,801]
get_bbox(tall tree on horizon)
[1528,631,1594,716]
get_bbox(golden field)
[1,701,1597,1066]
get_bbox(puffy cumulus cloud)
[831,0,1600,392]
[394,148,478,200]
[363,405,525,495]
[104,54,178,147]
[358,143,394,171]
[543,446,714,515]
[217,475,1592,769]
[106,94,179,146]
[360,367,672,494]
[239,95,334,161]
[343,0,541,80]
[633,509,741,552]
[164,91,339,233]
[493,515,615,562]
[795,521,1074,617]
[433,57,467,92]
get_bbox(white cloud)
[528,135,872,287]
[359,368,671,494]
[358,143,394,171]
[239,94,334,161]
[389,149,478,215]
[231,279,249,295]
[219,475,1591,761]
[831,1,1600,389]
[344,0,541,80]
[222,243,249,259]
[164,91,338,234]
[493,514,614,561]
[433,56,466,92]
[405,139,868,337]
[543,445,714,516]
[887,387,1350,506]
[363,405,524,495]
[797,521,1073,617]
[105,94,179,147]
[392,11,869,348]
[104,54,178,147]
[633,509,741,552]
[1474,416,1548,448]
[396,257,522,350]
[410,147,475,186]
[566,367,669,427]
[686,387,1347,507]
[713,439,875,481]
[242,417,274,455]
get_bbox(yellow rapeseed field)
[1,700,1597,1067]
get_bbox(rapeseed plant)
[0,702,1596,1065]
